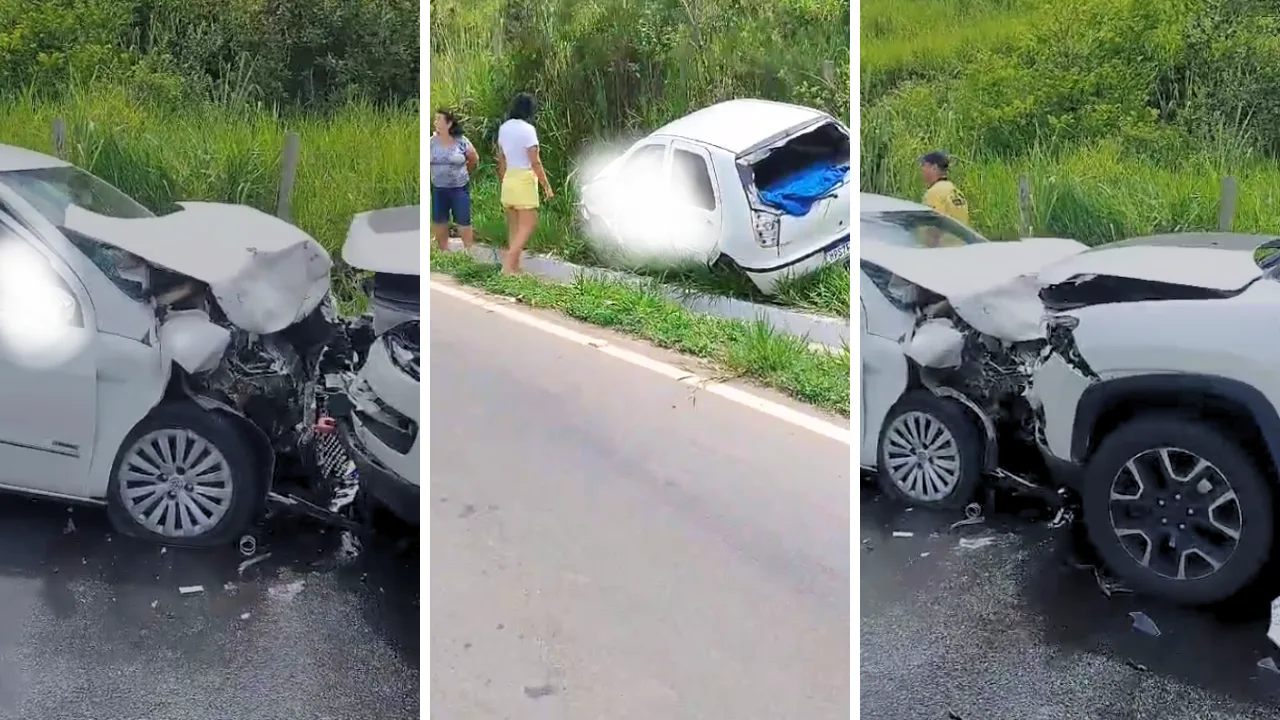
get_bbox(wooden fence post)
[1218,176,1238,232]
[276,131,301,222]
[821,59,835,86]
[1017,174,1034,238]
[52,118,66,159]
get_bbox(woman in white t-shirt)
[496,93,554,274]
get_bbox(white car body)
[334,206,421,524]
[1028,232,1280,604]
[859,192,1087,506]
[0,143,341,545]
[579,99,851,294]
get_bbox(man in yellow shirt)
[920,151,970,226]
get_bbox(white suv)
[328,207,420,525]
[1030,232,1280,605]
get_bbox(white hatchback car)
[860,196,1086,508]
[578,99,851,293]
[0,143,341,546]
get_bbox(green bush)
[0,0,420,107]
[862,0,1280,245]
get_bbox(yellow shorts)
[501,168,540,210]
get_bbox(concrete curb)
[442,239,850,353]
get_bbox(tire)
[876,390,985,510]
[1082,415,1274,605]
[106,402,265,548]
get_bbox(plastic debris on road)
[958,536,997,551]
[891,531,914,538]
[1129,611,1161,637]
[178,585,204,596]
[239,535,257,557]
[268,580,306,601]
[1258,657,1280,675]
[63,518,75,534]
[237,552,273,577]
[1094,568,1132,597]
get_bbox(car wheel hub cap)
[118,429,233,538]
[883,411,961,502]
[1107,447,1242,582]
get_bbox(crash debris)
[179,585,205,596]
[1128,611,1161,637]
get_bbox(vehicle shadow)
[0,495,420,666]
[860,481,1280,708]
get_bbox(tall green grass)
[862,0,1280,245]
[0,84,418,302]
[431,0,852,316]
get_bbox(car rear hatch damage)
[738,119,850,258]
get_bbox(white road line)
[431,280,851,445]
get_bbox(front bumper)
[338,416,419,524]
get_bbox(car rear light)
[752,210,780,247]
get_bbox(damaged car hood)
[862,237,1088,341]
[341,206,420,276]
[63,202,331,334]
[1038,244,1264,292]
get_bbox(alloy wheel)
[1107,447,1243,581]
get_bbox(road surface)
[428,277,851,719]
[860,482,1280,719]
[0,499,420,720]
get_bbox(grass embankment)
[431,0,852,317]
[862,0,1280,245]
[0,86,418,304]
[431,250,851,416]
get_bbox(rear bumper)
[338,417,419,524]
[733,233,849,294]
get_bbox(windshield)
[862,210,986,248]
[0,167,153,226]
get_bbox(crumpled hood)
[1038,244,1263,291]
[862,237,1088,341]
[63,202,331,334]
[342,206,420,276]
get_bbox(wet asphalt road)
[861,482,1280,719]
[0,498,419,720]
[429,278,851,719]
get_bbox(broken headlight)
[383,321,420,381]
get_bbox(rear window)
[749,121,849,189]
[862,211,986,248]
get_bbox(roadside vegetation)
[862,0,1280,245]
[431,0,852,317]
[0,0,419,301]
[431,249,851,416]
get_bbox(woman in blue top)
[430,109,480,251]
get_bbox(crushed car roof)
[650,99,828,154]
[0,144,70,173]
[342,206,420,276]
[1039,233,1272,292]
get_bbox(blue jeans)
[431,184,472,225]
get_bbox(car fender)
[1069,373,1280,470]
[175,381,277,507]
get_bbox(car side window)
[0,221,84,329]
[623,144,666,179]
[671,148,716,211]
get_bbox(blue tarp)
[758,162,850,216]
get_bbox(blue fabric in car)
[758,162,849,216]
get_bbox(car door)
[666,140,723,263]
[0,214,97,498]
[584,141,670,253]
[859,267,910,466]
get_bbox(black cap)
[920,151,950,170]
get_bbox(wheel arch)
[1071,374,1280,478]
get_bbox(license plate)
[824,238,850,263]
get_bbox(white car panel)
[342,206,421,276]
[1038,244,1263,291]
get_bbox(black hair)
[436,108,463,137]
[920,151,950,171]
[507,93,537,121]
